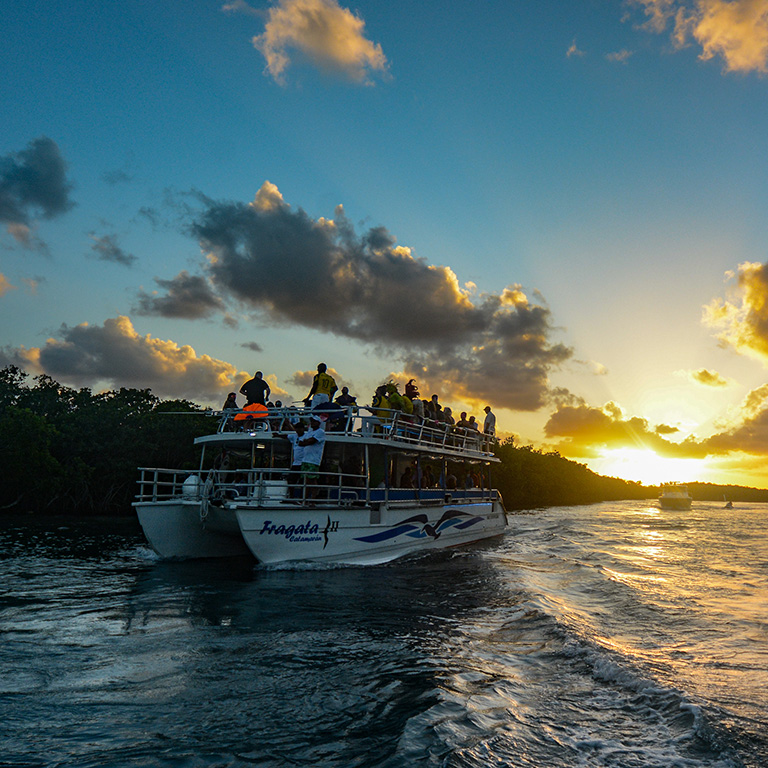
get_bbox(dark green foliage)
[0,367,217,515]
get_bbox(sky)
[4,0,768,487]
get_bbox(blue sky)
[4,0,768,486]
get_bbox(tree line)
[2,366,765,516]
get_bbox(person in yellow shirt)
[306,363,337,408]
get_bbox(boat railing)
[135,466,500,507]
[215,405,497,457]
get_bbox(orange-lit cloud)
[607,49,634,62]
[704,383,768,454]
[243,0,388,84]
[544,401,692,459]
[0,316,248,403]
[0,273,15,297]
[704,261,768,362]
[546,382,768,463]
[692,0,768,73]
[631,0,768,74]
[688,367,730,386]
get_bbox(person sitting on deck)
[456,412,470,429]
[335,386,356,407]
[221,392,238,430]
[366,384,391,433]
[222,392,238,411]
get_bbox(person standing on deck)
[305,363,337,408]
[298,415,326,499]
[483,406,496,437]
[283,420,306,499]
[240,371,270,405]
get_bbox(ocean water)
[1,501,766,768]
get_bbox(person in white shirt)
[483,406,496,438]
[298,415,326,499]
[284,420,306,498]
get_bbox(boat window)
[368,445,387,489]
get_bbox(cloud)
[222,0,263,18]
[543,400,697,458]
[607,48,634,62]
[544,384,768,462]
[240,341,264,352]
[691,0,768,73]
[89,233,138,267]
[264,373,292,402]
[0,273,15,297]
[567,39,585,57]
[704,261,768,363]
[248,0,388,84]
[630,0,768,73]
[0,315,247,402]
[0,137,75,243]
[190,182,572,411]
[630,0,679,33]
[101,169,133,185]
[688,367,730,387]
[135,270,226,319]
[21,275,44,293]
[703,383,768,455]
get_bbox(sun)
[589,448,708,486]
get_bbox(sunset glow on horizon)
[589,449,710,488]
[4,1,768,488]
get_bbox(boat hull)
[235,500,507,565]
[134,500,251,559]
[659,497,692,510]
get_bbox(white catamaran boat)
[134,404,508,565]
[658,483,692,510]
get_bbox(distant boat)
[659,483,692,510]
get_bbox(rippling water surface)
[1,501,767,767]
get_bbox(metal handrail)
[134,466,499,506]
[213,405,497,457]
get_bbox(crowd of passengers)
[223,363,497,442]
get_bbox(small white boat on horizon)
[134,403,508,565]
[658,483,692,510]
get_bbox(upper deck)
[198,404,499,462]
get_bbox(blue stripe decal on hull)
[354,509,483,544]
